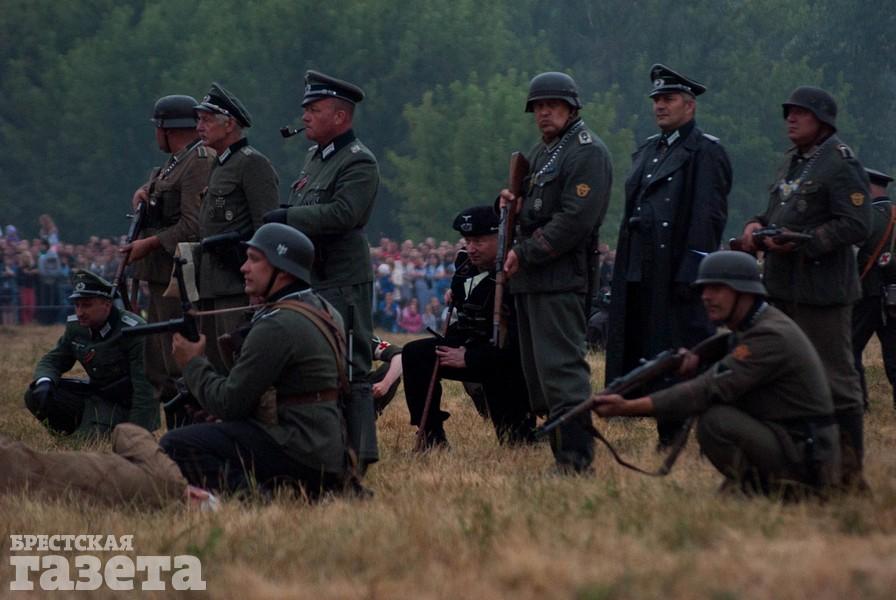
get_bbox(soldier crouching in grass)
[401,206,534,449]
[24,270,158,439]
[159,224,351,500]
[594,252,841,498]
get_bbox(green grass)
[1,325,895,598]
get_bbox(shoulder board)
[702,133,720,143]
[120,313,140,327]
[240,146,254,156]
[638,134,660,149]
[837,143,854,159]
[197,145,208,158]
[578,130,593,145]
[67,314,79,322]
[308,145,318,153]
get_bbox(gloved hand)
[31,380,55,418]
[262,208,289,224]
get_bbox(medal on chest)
[779,178,799,200]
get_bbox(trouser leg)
[517,292,594,472]
[778,302,866,486]
[145,283,186,429]
[159,421,339,497]
[481,360,534,445]
[850,295,878,410]
[24,380,88,435]
[877,310,896,408]
[401,337,452,447]
[696,405,795,494]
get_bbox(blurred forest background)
[1,0,894,243]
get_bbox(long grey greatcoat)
[606,123,731,382]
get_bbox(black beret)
[194,82,253,128]
[69,269,114,300]
[302,70,365,106]
[648,64,706,98]
[866,168,893,188]
[452,205,500,236]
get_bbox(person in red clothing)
[398,297,424,333]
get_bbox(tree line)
[1,0,893,243]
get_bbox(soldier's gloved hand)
[262,208,289,224]
[31,380,55,416]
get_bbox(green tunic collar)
[317,129,357,161]
[218,137,249,165]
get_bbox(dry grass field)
[1,324,895,599]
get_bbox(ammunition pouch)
[768,415,839,489]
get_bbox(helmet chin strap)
[721,291,746,328]
[262,268,280,299]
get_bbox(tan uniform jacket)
[134,140,216,284]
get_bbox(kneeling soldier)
[595,251,841,496]
[25,270,157,438]
[160,223,349,497]
[402,205,534,449]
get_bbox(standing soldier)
[24,270,157,438]
[605,64,732,447]
[498,72,612,474]
[264,70,379,470]
[194,83,279,372]
[737,86,871,489]
[122,95,215,427]
[852,168,896,411]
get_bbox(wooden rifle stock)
[492,151,530,347]
[111,199,146,311]
[415,303,455,451]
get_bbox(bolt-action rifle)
[111,199,147,311]
[120,257,199,343]
[493,151,529,348]
[536,332,730,476]
[120,257,200,414]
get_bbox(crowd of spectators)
[369,237,462,334]
[0,214,125,325]
[1,217,615,332]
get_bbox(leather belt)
[278,389,339,406]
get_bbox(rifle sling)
[590,417,693,477]
[272,299,350,395]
